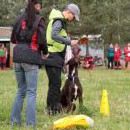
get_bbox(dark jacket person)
[10,0,48,127]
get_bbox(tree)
[0,0,130,44]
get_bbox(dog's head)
[72,46,81,58]
[63,46,81,75]
[67,46,81,65]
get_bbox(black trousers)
[45,66,62,114]
[115,61,120,68]
[125,62,129,68]
[108,57,114,69]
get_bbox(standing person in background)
[107,43,114,69]
[124,43,130,69]
[114,43,122,69]
[10,0,48,127]
[0,43,7,70]
[83,54,94,70]
[45,4,80,115]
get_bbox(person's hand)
[41,53,49,59]
[71,40,78,46]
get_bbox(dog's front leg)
[66,96,72,112]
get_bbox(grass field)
[0,67,130,130]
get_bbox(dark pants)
[108,57,114,69]
[125,62,129,68]
[45,66,62,114]
[0,57,6,70]
[115,61,120,69]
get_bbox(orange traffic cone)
[100,89,110,116]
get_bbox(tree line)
[0,0,130,45]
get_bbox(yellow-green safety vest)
[46,9,67,52]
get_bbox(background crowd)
[0,43,7,70]
[106,43,130,70]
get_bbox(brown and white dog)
[60,46,83,112]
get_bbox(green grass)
[0,67,130,130]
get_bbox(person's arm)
[113,48,115,53]
[51,20,71,45]
[10,27,17,44]
[10,15,21,44]
[106,48,109,56]
[37,18,48,55]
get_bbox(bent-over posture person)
[45,4,80,115]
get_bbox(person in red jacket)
[124,43,130,68]
[114,43,122,69]
[83,54,94,70]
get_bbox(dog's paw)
[66,103,76,113]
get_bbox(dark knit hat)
[31,0,42,6]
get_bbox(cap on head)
[67,4,80,21]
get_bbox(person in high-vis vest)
[45,4,80,115]
[0,43,7,70]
